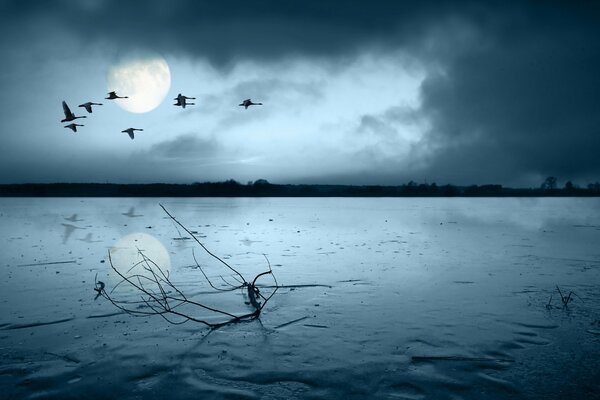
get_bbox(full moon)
[107,56,171,113]
[108,232,172,285]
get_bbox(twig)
[18,260,76,267]
[274,316,310,329]
[159,203,245,283]
[94,205,279,329]
[555,285,584,308]
[546,294,553,309]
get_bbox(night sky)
[1,1,599,187]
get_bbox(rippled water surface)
[1,197,599,399]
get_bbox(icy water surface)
[1,197,599,399]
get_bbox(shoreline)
[1,182,599,197]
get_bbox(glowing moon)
[107,56,171,113]
[108,232,171,284]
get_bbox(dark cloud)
[357,115,397,138]
[356,106,422,139]
[1,1,599,185]
[1,1,436,65]
[414,3,600,185]
[144,133,220,160]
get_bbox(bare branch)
[95,205,280,329]
[159,203,245,282]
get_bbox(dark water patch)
[86,311,126,319]
[431,322,456,329]
[411,355,515,364]
[260,284,332,289]
[483,349,514,361]
[381,382,425,399]
[513,330,538,337]
[514,337,550,346]
[128,364,172,383]
[477,372,518,394]
[511,321,559,330]
[1,317,75,330]
[512,288,540,294]
[531,255,600,264]
[453,281,475,284]
[499,341,525,351]
[303,324,329,329]
[351,281,372,286]
[406,337,442,349]
[44,351,81,364]
[184,367,261,399]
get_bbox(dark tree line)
[1,179,599,197]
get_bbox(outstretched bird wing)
[128,131,134,140]
[62,101,74,118]
[79,103,93,113]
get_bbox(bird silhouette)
[64,123,84,133]
[174,93,195,109]
[61,101,87,123]
[106,91,128,100]
[78,102,103,113]
[121,128,143,140]
[122,207,143,218]
[64,213,83,222]
[61,223,84,244]
[239,99,263,109]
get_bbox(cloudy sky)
[1,0,599,187]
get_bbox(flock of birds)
[60,91,263,139]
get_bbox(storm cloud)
[1,1,599,186]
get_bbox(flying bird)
[64,123,84,133]
[106,91,128,100]
[78,102,103,113]
[121,128,143,140]
[61,101,87,123]
[173,93,195,109]
[239,99,263,109]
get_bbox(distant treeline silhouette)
[1,179,599,197]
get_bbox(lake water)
[1,197,599,399]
